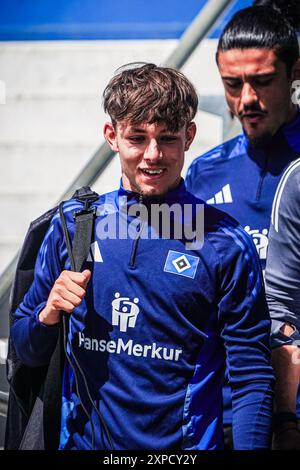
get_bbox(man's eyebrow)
[128,127,147,133]
[127,127,170,133]
[221,72,276,80]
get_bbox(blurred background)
[0,0,251,447]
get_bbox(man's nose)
[240,82,258,107]
[144,139,161,161]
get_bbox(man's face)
[218,48,296,145]
[104,120,196,197]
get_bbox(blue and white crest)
[164,250,199,279]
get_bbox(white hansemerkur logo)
[112,293,140,332]
[244,225,269,260]
[78,292,183,361]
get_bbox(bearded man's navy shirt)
[185,109,300,423]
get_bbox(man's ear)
[103,122,119,152]
[292,58,300,81]
[184,122,197,151]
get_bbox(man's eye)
[225,81,241,89]
[253,78,272,87]
[129,136,145,143]
[160,136,177,143]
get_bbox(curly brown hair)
[103,63,198,132]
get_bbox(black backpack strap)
[70,186,99,271]
[40,326,64,450]
[43,187,98,450]
[71,209,96,272]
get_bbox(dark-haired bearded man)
[186,0,300,449]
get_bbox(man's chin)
[140,187,166,200]
[245,129,274,148]
[136,179,181,199]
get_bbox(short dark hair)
[216,0,300,76]
[103,63,198,132]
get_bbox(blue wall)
[0,0,253,41]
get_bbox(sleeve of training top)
[265,160,300,330]
[209,222,274,449]
[11,210,68,368]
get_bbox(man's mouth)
[241,112,266,124]
[140,168,165,178]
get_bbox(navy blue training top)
[12,181,273,449]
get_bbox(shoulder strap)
[43,186,98,450]
[62,185,99,272]
[68,208,97,272]
[71,186,99,271]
